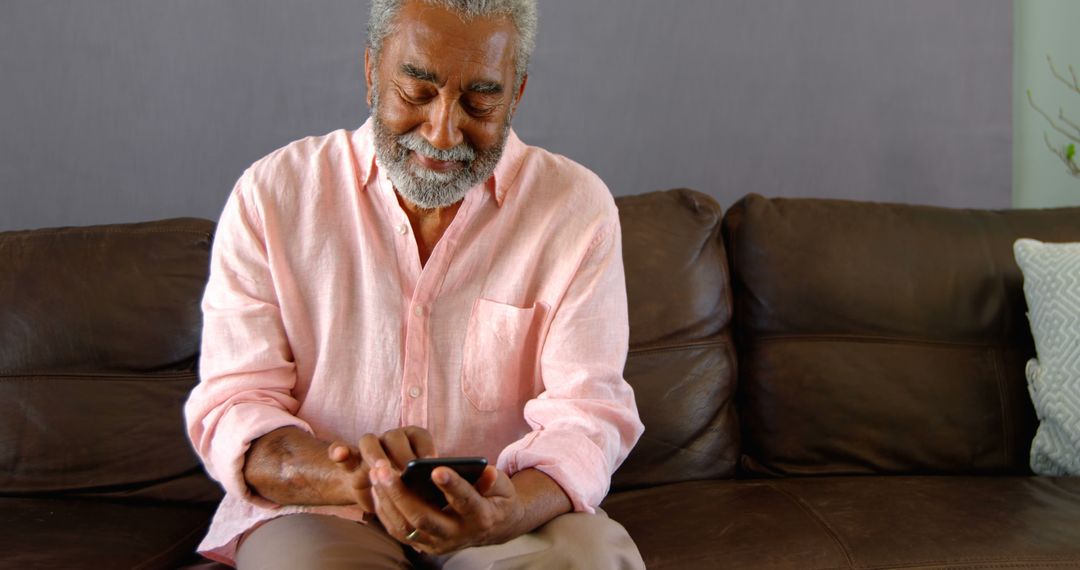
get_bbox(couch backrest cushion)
[0,219,222,501]
[723,194,1080,476]
[612,189,739,489]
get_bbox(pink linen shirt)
[184,119,644,565]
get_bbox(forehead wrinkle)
[396,46,507,92]
[403,7,513,54]
[384,2,518,92]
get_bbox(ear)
[364,47,375,108]
[510,74,528,118]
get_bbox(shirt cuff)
[496,431,610,514]
[207,402,313,509]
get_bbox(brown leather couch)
[3,190,1080,569]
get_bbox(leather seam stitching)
[849,558,1080,569]
[0,371,195,380]
[770,483,856,568]
[747,334,1010,349]
[628,337,727,355]
[990,348,1013,469]
[2,227,212,239]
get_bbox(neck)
[396,192,463,267]
[397,194,462,222]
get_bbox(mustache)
[397,131,477,164]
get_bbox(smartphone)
[400,456,488,509]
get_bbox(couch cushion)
[723,195,1080,476]
[0,497,215,570]
[613,190,738,488]
[612,340,737,490]
[0,219,221,502]
[603,476,1080,569]
[618,189,731,347]
[601,480,851,569]
[0,371,221,501]
[0,218,213,372]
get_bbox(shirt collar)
[351,118,526,208]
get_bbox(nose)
[421,95,464,150]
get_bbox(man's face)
[366,0,525,209]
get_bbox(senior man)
[184,0,645,568]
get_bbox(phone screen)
[400,456,488,509]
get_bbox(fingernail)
[433,469,449,484]
[375,459,388,470]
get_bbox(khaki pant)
[235,510,645,570]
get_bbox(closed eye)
[397,86,434,105]
[462,94,503,117]
[463,103,498,117]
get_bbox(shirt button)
[396,224,409,235]
[409,386,421,398]
[413,305,424,317]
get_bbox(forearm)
[508,468,573,535]
[243,426,352,506]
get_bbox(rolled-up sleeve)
[184,171,312,507]
[496,215,645,513]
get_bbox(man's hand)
[357,425,437,472]
[324,439,375,511]
[365,461,571,555]
[243,425,437,511]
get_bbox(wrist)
[508,469,572,535]
[319,462,356,506]
[244,427,355,506]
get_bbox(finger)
[370,467,413,541]
[469,466,514,499]
[357,433,390,468]
[346,463,375,512]
[473,465,500,496]
[379,429,418,470]
[327,441,356,465]
[402,425,437,459]
[374,463,455,540]
[432,466,491,519]
[356,485,376,514]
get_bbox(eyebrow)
[399,63,504,95]
[468,81,504,95]
[400,63,438,83]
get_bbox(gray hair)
[367,0,538,90]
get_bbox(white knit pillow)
[1014,238,1080,476]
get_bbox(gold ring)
[405,528,421,542]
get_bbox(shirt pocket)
[460,298,545,412]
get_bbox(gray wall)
[0,1,1012,231]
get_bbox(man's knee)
[441,510,644,570]
[236,514,411,570]
[533,511,644,570]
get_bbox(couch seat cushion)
[602,480,852,569]
[0,497,214,570]
[602,476,1080,569]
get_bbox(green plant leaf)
[1068,143,1077,161]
